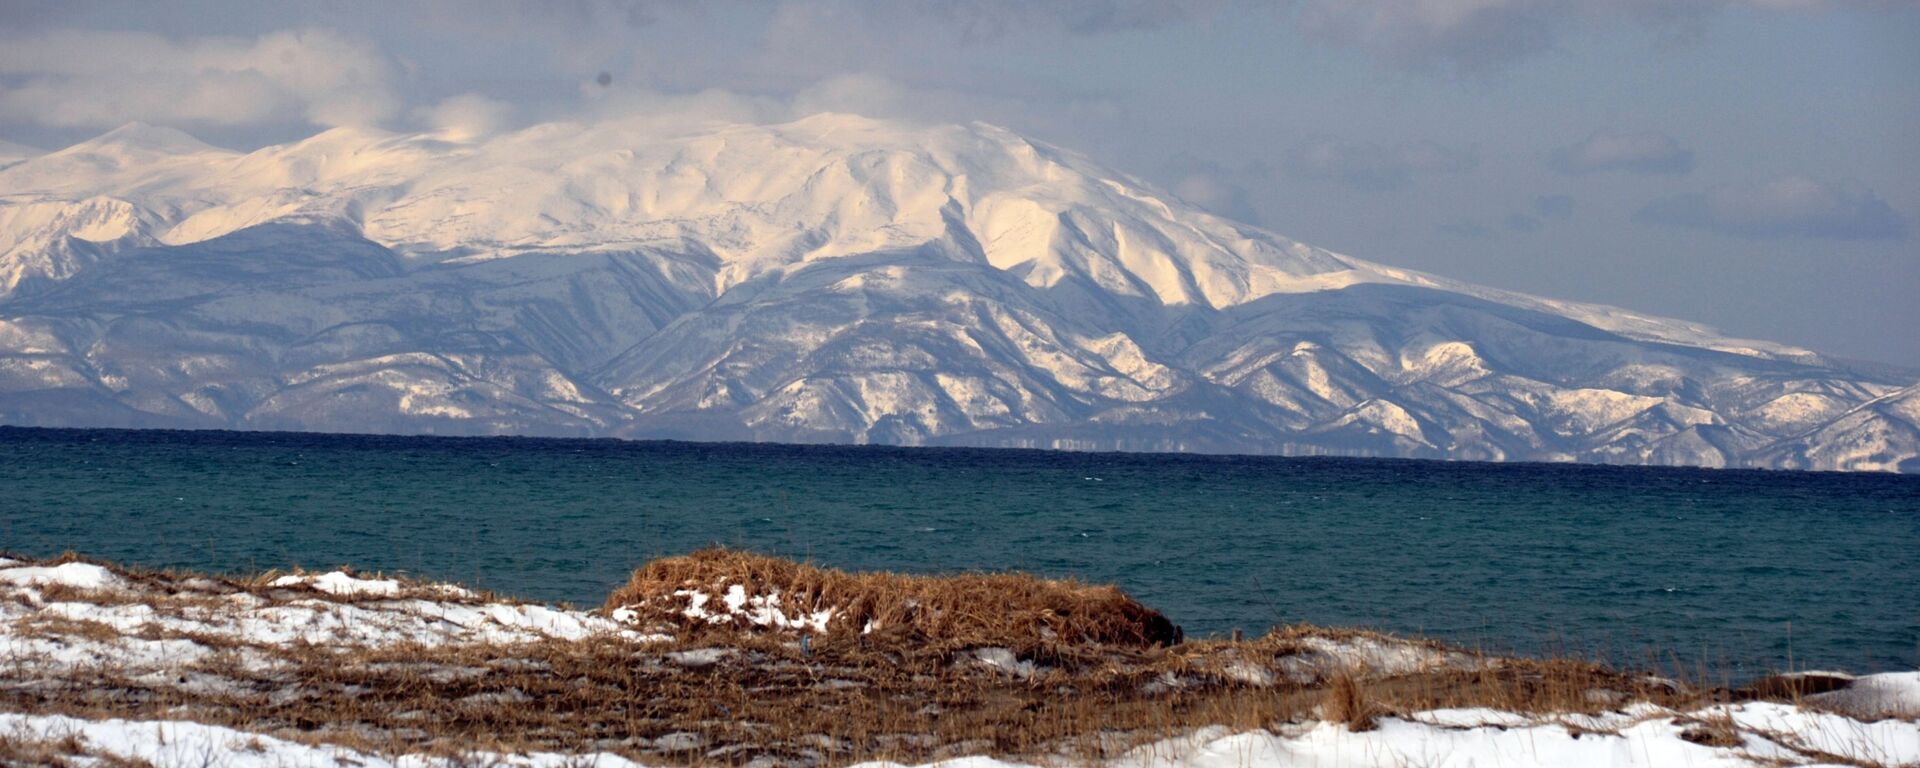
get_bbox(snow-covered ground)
[2,556,1915,767]
[0,557,651,655]
[4,701,1916,768]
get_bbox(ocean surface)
[1,427,1914,675]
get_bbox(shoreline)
[9,422,1919,477]
[2,551,1915,767]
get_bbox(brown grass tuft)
[1676,711,1743,749]
[1322,671,1383,732]
[0,724,97,768]
[606,548,1182,649]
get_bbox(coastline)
[2,551,1914,767]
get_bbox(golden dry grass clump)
[605,547,1183,649]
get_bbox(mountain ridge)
[0,115,1913,471]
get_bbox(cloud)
[1550,130,1694,175]
[1160,155,1268,225]
[1504,212,1543,232]
[578,82,784,131]
[1438,218,1495,238]
[1290,0,1563,73]
[1534,193,1574,218]
[1173,174,1265,225]
[1285,0,1886,74]
[414,94,515,140]
[790,73,913,117]
[769,0,1228,47]
[1285,136,1478,190]
[1492,195,1571,233]
[0,28,398,129]
[1635,175,1907,240]
[913,0,1231,38]
[576,71,957,131]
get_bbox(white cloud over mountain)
[0,28,398,130]
[414,94,515,140]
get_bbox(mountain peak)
[64,122,223,156]
[0,116,1912,471]
[299,124,398,146]
[778,111,925,137]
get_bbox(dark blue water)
[1,427,1914,674]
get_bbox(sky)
[2,0,1916,367]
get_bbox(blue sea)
[1,426,1914,675]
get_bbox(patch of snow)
[1723,701,1920,765]
[1274,635,1473,684]
[0,561,121,590]
[0,560,656,688]
[1809,671,1920,718]
[972,647,1039,679]
[666,647,734,668]
[270,570,402,596]
[0,713,651,768]
[663,584,835,632]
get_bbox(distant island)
[0,116,1913,471]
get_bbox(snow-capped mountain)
[0,115,1914,471]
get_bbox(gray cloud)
[1504,212,1544,233]
[1534,193,1574,219]
[1161,155,1267,225]
[1494,195,1572,233]
[1550,130,1694,175]
[1635,175,1907,240]
[756,0,1228,65]
[0,28,399,128]
[1290,0,1560,73]
[1285,136,1478,190]
[1286,0,1889,74]
[1438,219,1495,238]
[909,0,1231,38]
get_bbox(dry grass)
[0,722,164,768]
[1321,672,1382,732]
[1677,711,1745,749]
[608,548,1182,649]
[0,549,1864,767]
[0,724,93,768]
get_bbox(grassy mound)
[605,548,1183,648]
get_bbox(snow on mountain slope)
[0,115,1912,470]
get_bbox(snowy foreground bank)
[6,703,1920,768]
[2,555,1915,768]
